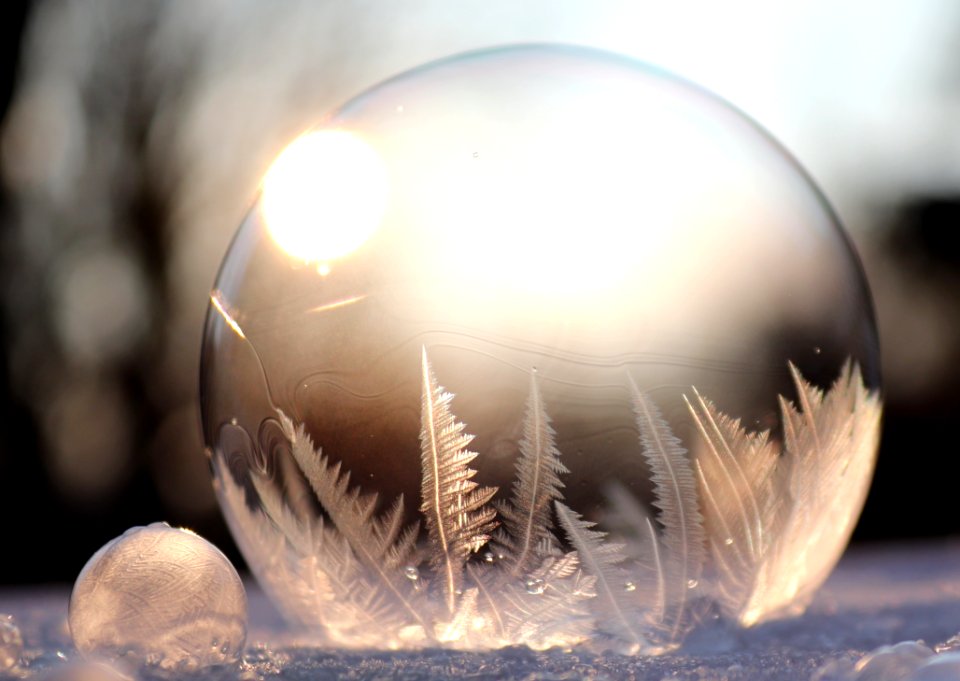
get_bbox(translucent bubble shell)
[201,45,881,652]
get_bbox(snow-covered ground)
[2,541,960,680]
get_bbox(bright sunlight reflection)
[260,130,389,265]
[421,97,717,300]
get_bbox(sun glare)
[260,130,389,265]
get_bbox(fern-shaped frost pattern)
[629,379,706,642]
[497,551,595,649]
[497,371,570,576]
[685,389,785,624]
[603,482,667,623]
[213,354,878,651]
[745,362,881,624]
[683,362,880,626]
[214,454,396,642]
[282,412,432,637]
[555,502,648,651]
[419,347,498,615]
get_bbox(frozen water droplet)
[525,577,545,595]
[724,537,734,546]
[69,523,247,671]
[623,581,637,592]
[403,566,420,581]
[687,579,699,589]
[0,614,23,671]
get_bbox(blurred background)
[0,0,957,586]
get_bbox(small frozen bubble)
[829,641,936,681]
[0,614,23,670]
[68,523,247,672]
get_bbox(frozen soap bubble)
[200,45,881,652]
[69,523,246,671]
[0,614,23,670]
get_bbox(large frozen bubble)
[68,523,246,671]
[201,44,881,652]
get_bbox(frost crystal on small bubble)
[0,614,23,671]
[68,523,247,672]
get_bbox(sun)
[260,130,389,266]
